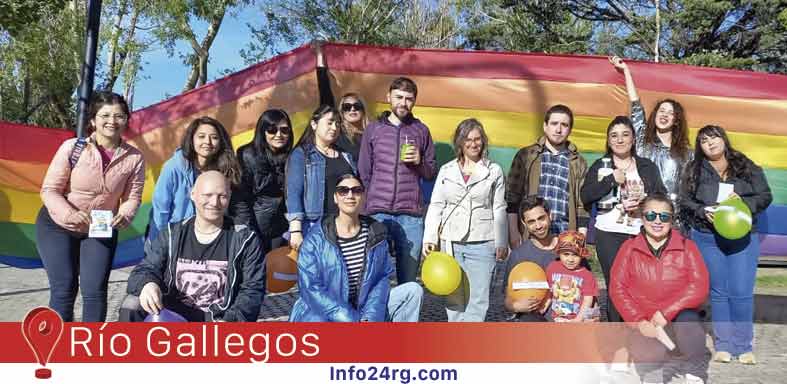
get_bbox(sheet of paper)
[717,183,734,203]
[89,210,113,238]
[512,281,549,290]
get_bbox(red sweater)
[610,230,709,322]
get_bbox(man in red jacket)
[610,193,710,384]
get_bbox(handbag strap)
[437,184,474,238]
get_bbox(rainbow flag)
[2,42,786,268]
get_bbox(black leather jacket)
[233,144,289,238]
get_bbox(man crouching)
[120,170,265,322]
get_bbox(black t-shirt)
[175,221,231,316]
[323,152,354,215]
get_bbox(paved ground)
[1,262,785,383]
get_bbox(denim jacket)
[285,144,356,223]
[289,215,393,322]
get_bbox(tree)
[0,1,84,128]
[567,0,787,73]
[241,0,462,65]
[0,0,69,37]
[149,0,250,91]
[459,0,593,54]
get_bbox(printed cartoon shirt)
[175,223,230,311]
[545,261,598,320]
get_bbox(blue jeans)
[386,282,423,322]
[691,229,758,355]
[372,213,423,284]
[444,241,496,322]
[35,208,117,322]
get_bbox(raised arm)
[610,56,639,102]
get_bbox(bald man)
[120,171,265,322]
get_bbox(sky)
[131,5,295,110]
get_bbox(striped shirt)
[337,222,369,306]
[539,150,571,234]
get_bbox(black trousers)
[594,228,633,322]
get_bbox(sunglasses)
[265,125,291,135]
[336,185,365,197]
[341,102,364,112]
[644,211,673,223]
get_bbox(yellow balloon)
[421,251,462,296]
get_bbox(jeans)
[628,310,710,383]
[35,208,117,322]
[691,229,758,356]
[444,241,496,322]
[372,213,424,284]
[387,282,424,322]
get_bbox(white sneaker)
[684,373,704,384]
[610,362,630,373]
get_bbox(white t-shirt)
[594,164,645,235]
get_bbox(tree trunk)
[181,6,226,91]
[654,0,660,63]
[104,0,128,90]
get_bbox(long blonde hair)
[339,92,369,142]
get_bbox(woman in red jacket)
[610,193,709,384]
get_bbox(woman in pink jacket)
[36,91,145,322]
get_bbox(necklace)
[195,224,221,235]
[614,156,634,171]
[315,144,335,157]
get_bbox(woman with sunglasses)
[286,105,356,251]
[233,109,294,254]
[314,41,368,160]
[610,193,709,384]
[149,116,240,242]
[423,118,507,322]
[290,173,423,322]
[37,91,145,321]
[580,116,666,322]
[679,125,772,365]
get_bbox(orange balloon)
[506,261,549,302]
[266,246,298,293]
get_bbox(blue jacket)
[285,144,356,223]
[289,215,394,322]
[150,149,198,241]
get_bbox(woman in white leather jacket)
[423,118,507,322]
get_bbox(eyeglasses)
[336,186,365,197]
[644,211,673,223]
[97,114,128,122]
[341,102,364,113]
[265,125,291,135]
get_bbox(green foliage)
[0,0,69,36]
[242,0,461,65]
[461,0,592,54]
[0,2,84,128]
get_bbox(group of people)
[36,47,772,378]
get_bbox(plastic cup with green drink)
[400,135,414,162]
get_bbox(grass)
[756,274,787,289]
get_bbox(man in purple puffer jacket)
[358,77,437,284]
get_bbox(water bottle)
[598,158,617,210]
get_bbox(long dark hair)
[684,125,752,196]
[605,116,637,158]
[645,99,690,160]
[249,109,293,160]
[294,104,338,149]
[180,116,241,185]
